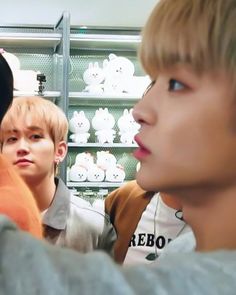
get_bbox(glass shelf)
[67,181,125,188]
[70,33,141,51]
[68,142,137,148]
[69,92,140,106]
[14,90,61,97]
[0,32,61,48]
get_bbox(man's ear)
[54,141,67,164]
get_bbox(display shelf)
[70,32,141,51]
[68,142,137,148]
[67,26,142,190]
[14,90,61,97]
[69,92,140,100]
[69,92,140,107]
[67,181,125,188]
[0,32,61,48]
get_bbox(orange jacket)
[0,155,42,238]
[105,180,153,263]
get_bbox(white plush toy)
[118,108,140,144]
[92,108,116,144]
[13,70,41,92]
[105,164,126,182]
[1,49,20,71]
[126,75,151,96]
[83,62,105,94]
[75,152,94,170]
[69,111,90,144]
[0,49,40,92]
[87,164,105,182]
[103,53,135,94]
[69,164,88,182]
[96,151,117,171]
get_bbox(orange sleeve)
[0,155,43,239]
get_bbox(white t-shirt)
[124,193,190,265]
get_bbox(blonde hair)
[140,0,236,82]
[0,96,68,145]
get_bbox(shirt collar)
[42,177,70,230]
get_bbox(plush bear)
[102,53,151,96]
[96,151,117,171]
[69,111,90,144]
[69,164,88,182]
[103,53,135,94]
[82,62,105,94]
[87,164,105,182]
[105,164,126,182]
[92,108,116,144]
[75,152,94,170]
[118,108,140,144]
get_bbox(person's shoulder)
[70,194,91,207]
[106,180,146,203]
[70,194,109,222]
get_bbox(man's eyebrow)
[27,126,44,132]
[4,129,18,134]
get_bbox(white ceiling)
[0,0,158,28]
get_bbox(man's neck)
[25,175,56,212]
[159,192,182,210]
[180,186,236,251]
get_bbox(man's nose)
[17,139,30,155]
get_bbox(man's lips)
[133,135,151,160]
[14,159,33,165]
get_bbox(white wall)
[0,0,158,27]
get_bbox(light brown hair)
[140,0,236,84]
[0,96,68,145]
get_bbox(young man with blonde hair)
[0,96,116,253]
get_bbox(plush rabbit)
[92,108,116,144]
[87,164,105,182]
[83,62,105,94]
[118,108,140,144]
[69,164,88,182]
[105,164,126,182]
[96,151,117,171]
[103,53,135,94]
[75,152,94,170]
[69,111,90,144]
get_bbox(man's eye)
[6,137,17,143]
[31,134,43,140]
[168,79,185,91]
[142,80,156,97]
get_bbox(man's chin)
[136,171,159,192]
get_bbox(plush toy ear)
[123,109,129,116]
[103,59,109,69]
[79,110,85,117]
[109,53,117,61]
